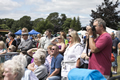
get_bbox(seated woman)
[6,33,16,50]
[12,55,38,80]
[3,60,24,80]
[28,49,48,80]
[51,35,66,55]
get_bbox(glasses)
[68,35,72,37]
[51,48,55,50]
[22,30,25,32]
[58,38,61,39]
[9,48,11,50]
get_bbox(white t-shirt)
[64,43,84,62]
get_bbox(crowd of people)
[0,18,120,80]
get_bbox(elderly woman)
[3,60,24,80]
[12,55,38,80]
[61,30,84,79]
[28,49,48,80]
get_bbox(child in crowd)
[0,41,7,63]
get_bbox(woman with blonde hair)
[61,30,84,80]
[51,35,66,55]
[60,31,68,46]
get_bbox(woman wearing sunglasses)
[61,30,84,80]
[51,35,66,56]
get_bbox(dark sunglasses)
[58,38,61,39]
[51,48,55,50]
[68,35,72,37]
[9,48,11,50]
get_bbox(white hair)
[33,48,46,64]
[12,55,27,68]
[3,60,24,80]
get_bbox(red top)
[88,33,112,75]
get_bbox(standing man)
[39,29,54,55]
[18,33,33,51]
[47,45,63,80]
[86,18,112,79]
[111,32,118,74]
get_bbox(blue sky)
[0,0,120,26]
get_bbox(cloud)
[0,0,21,11]
[0,0,119,26]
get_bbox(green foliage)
[35,20,54,34]
[19,16,32,31]
[62,18,72,33]
[70,17,81,31]
[90,0,120,30]
[0,24,10,30]
[0,12,82,34]
[11,20,20,33]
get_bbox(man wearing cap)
[18,33,33,51]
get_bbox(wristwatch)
[89,35,93,38]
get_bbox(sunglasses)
[68,35,72,37]
[58,38,61,39]
[9,48,11,50]
[51,48,55,50]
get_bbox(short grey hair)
[12,55,27,68]
[33,48,46,64]
[94,18,106,30]
[3,60,24,80]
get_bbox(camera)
[91,25,96,31]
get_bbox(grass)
[111,55,120,77]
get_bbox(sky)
[0,0,120,26]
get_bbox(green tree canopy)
[90,0,120,30]
[35,20,54,34]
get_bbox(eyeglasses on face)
[51,48,55,50]
[58,38,61,39]
[9,48,11,50]
[68,35,72,37]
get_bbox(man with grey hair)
[86,18,112,79]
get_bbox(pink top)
[88,33,112,75]
[46,55,52,64]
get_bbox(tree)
[76,17,82,31]
[6,19,14,28]
[70,17,76,29]
[35,20,54,34]
[0,24,10,30]
[33,18,44,28]
[62,18,72,33]
[11,20,20,33]
[19,16,32,31]
[90,0,120,30]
